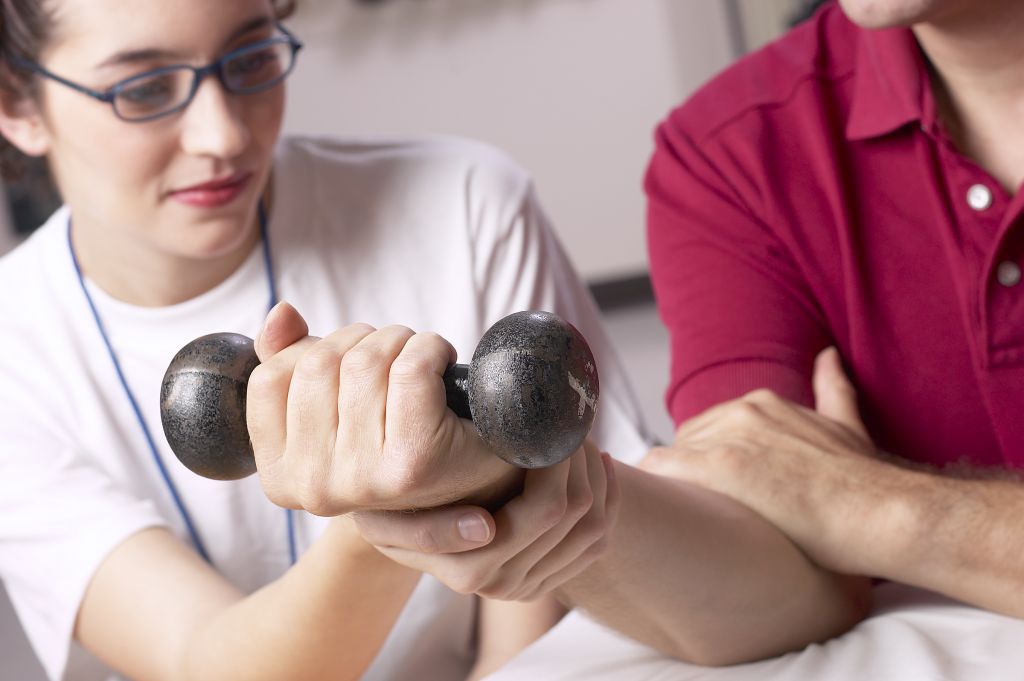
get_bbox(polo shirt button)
[997,261,1021,287]
[967,184,993,211]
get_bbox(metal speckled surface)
[160,333,260,481]
[468,311,599,468]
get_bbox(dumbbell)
[160,310,600,481]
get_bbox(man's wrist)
[858,463,936,580]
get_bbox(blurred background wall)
[281,0,735,283]
[0,2,812,677]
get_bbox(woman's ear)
[0,84,50,158]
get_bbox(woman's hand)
[245,302,518,516]
[353,439,620,602]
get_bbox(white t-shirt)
[0,135,652,681]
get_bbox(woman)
[0,1,651,680]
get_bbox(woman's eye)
[227,48,280,78]
[117,74,176,107]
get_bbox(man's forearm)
[872,467,1024,616]
[557,462,871,667]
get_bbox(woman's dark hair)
[0,0,50,178]
[0,0,297,179]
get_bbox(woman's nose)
[179,77,250,159]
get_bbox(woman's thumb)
[255,301,309,361]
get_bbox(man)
[279,0,1024,667]
[641,0,1024,623]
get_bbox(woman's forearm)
[183,517,420,681]
[466,597,567,681]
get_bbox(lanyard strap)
[68,203,296,566]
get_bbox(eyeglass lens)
[113,40,295,121]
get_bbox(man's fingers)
[812,347,867,437]
[639,445,690,479]
[256,301,310,361]
[354,507,496,554]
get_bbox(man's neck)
[913,3,1024,192]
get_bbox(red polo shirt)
[646,2,1024,467]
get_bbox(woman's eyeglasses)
[10,25,303,122]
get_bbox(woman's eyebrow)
[94,15,274,69]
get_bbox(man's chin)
[837,0,952,29]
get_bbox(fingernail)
[457,514,490,543]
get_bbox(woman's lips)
[169,173,252,208]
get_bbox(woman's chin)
[169,222,260,263]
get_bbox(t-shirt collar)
[846,25,938,141]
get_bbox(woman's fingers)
[384,331,459,452]
[356,442,619,602]
[247,335,321,506]
[281,324,381,514]
[499,443,616,600]
[336,325,416,465]
[491,444,597,595]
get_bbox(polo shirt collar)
[846,25,938,140]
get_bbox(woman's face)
[36,0,285,264]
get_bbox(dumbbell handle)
[442,364,472,420]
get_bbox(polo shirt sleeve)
[646,116,830,427]
[465,149,655,463]
[0,390,167,681]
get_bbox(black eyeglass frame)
[10,23,303,123]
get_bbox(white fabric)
[0,135,652,681]
[484,583,1024,681]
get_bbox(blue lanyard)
[68,202,297,567]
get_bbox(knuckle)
[478,575,515,601]
[450,567,487,595]
[416,331,447,347]
[340,343,389,378]
[380,324,416,339]
[538,493,569,529]
[338,468,391,510]
[588,534,611,558]
[295,471,336,517]
[640,446,675,470]
[388,353,437,384]
[379,452,426,498]
[566,485,594,520]
[411,524,441,554]
[258,475,293,509]
[345,484,380,510]
[712,444,749,474]
[730,401,766,426]
[293,342,342,382]
[573,512,608,548]
[299,489,334,517]
[247,362,288,399]
[344,322,377,337]
[522,583,550,602]
[746,388,778,403]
